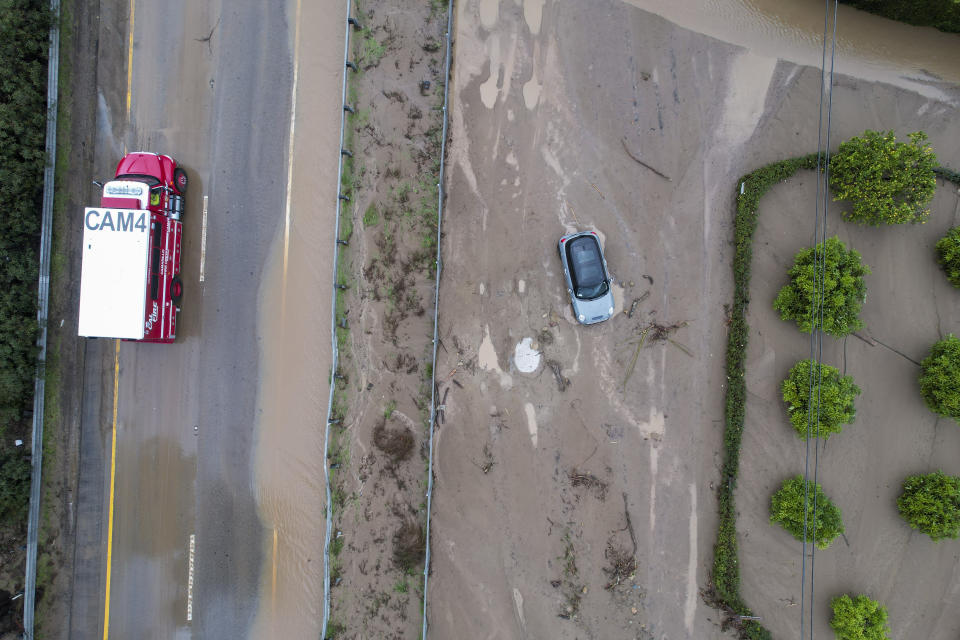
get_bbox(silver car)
[558,231,615,325]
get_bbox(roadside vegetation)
[712,128,959,637]
[897,470,960,541]
[769,475,844,549]
[839,0,960,33]
[773,236,870,337]
[0,2,52,629]
[781,359,860,440]
[0,0,49,451]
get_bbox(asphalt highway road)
[66,1,327,637]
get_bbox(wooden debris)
[621,137,672,181]
[546,359,570,392]
[627,290,650,318]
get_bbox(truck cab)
[78,152,187,343]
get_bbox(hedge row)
[935,165,960,186]
[839,0,960,33]
[0,0,49,435]
[713,153,820,639]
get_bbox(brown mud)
[323,0,449,637]
[426,0,960,638]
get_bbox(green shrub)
[781,359,860,439]
[830,594,890,640]
[897,470,960,540]
[935,226,960,287]
[838,0,960,33]
[0,447,30,525]
[918,334,960,421]
[830,130,937,225]
[769,475,844,548]
[773,236,870,337]
[363,203,380,227]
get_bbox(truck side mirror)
[92,180,104,189]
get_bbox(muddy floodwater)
[248,0,345,637]
[625,0,960,99]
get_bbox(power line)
[808,3,840,637]
[800,1,840,637]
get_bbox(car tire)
[170,274,183,305]
[173,168,188,193]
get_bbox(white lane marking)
[684,483,698,633]
[187,534,196,622]
[281,0,304,299]
[649,446,658,533]
[199,195,208,283]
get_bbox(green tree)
[0,0,50,433]
[782,359,860,439]
[918,334,960,421]
[935,226,960,288]
[897,470,960,541]
[770,475,845,548]
[829,129,937,225]
[773,236,870,337]
[830,594,890,640]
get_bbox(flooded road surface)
[623,0,960,99]
[248,0,345,637]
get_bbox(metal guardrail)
[420,0,455,636]
[321,0,354,634]
[23,0,62,635]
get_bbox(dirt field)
[426,1,960,639]
[427,1,744,637]
[737,84,960,637]
[325,0,448,636]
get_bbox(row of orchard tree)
[767,130,960,639]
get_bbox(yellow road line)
[271,528,278,622]
[102,339,120,640]
[125,0,135,120]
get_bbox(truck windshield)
[116,173,161,187]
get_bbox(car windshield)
[567,236,608,300]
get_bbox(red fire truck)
[78,152,187,343]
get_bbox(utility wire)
[800,1,839,637]
[809,4,840,637]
